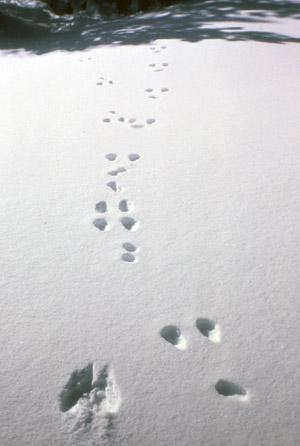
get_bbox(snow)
[0,2,300,445]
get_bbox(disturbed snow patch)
[59,363,121,440]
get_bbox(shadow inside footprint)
[121,217,138,231]
[196,318,221,343]
[93,218,109,231]
[95,201,107,213]
[128,153,140,162]
[123,242,136,252]
[108,167,126,176]
[121,253,136,263]
[59,363,93,413]
[107,181,120,192]
[59,364,109,414]
[215,380,247,398]
[160,325,187,350]
[105,153,117,161]
[146,118,156,125]
[119,199,132,212]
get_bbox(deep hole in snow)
[119,200,130,212]
[93,218,109,231]
[95,201,107,213]
[121,217,137,231]
[196,318,215,338]
[160,325,181,346]
[215,380,247,397]
[59,363,109,413]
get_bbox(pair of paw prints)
[150,45,167,53]
[96,199,133,214]
[105,152,140,162]
[149,63,169,72]
[161,319,221,350]
[145,87,169,99]
[93,213,138,232]
[160,319,249,400]
[97,76,114,86]
[121,242,138,263]
[103,111,156,129]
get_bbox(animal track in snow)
[160,325,187,350]
[196,318,221,343]
[121,252,136,263]
[145,87,169,99]
[215,380,248,400]
[128,153,140,162]
[96,76,114,86]
[121,217,138,231]
[123,242,137,252]
[121,242,138,263]
[59,362,94,413]
[103,112,156,128]
[107,181,121,192]
[59,363,121,434]
[119,199,133,212]
[105,153,118,161]
[95,201,107,213]
[108,167,127,176]
[93,218,109,231]
[149,63,169,72]
[146,118,156,125]
[149,45,167,52]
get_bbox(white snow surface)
[0,4,300,446]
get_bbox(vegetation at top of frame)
[42,0,180,15]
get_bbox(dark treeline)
[43,0,179,15]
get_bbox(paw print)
[59,362,121,437]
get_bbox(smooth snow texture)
[1,5,300,446]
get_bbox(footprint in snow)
[119,199,133,212]
[105,153,118,161]
[95,201,107,213]
[215,379,248,400]
[93,218,109,231]
[160,325,187,350]
[96,76,114,86]
[128,153,140,162]
[196,318,221,343]
[121,252,136,263]
[123,242,137,252]
[107,181,121,192]
[121,216,139,231]
[108,167,127,177]
[59,362,121,435]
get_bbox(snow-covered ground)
[1,2,300,445]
